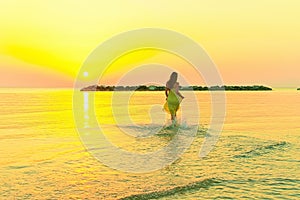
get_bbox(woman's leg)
[174,112,177,125]
[171,113,176,121]
[171,113,177,126]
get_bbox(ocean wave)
[119,178,222,200]
[234,141,289,158]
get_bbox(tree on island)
[80,84,272,91]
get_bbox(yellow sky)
[0,0,300,87]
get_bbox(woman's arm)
[176,88,184,99]
[174,86,184,99]
[165,88,169,99]
[177,91,184,99]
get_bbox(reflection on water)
[83,92,90,128]
[0,89,299,199]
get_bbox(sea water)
[0,89,299,199]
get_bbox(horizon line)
[1,86,299,89]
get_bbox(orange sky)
[0,1,300,88]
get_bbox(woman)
[164,72,184,125]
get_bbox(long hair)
[166,72,178,89]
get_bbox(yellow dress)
[164,89,182,115]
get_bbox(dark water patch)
[119,178,222,200]
[116,124,206,138]
[155,126,180,137]
[23,170,38,175]
[22,193,32,199]
[234,141,289,158]
[7,165,31,170]
[213,178,299,198]
[38,160,53,165]
[256,178,300,198]
[260,178,300,186]
[196,127,208,137]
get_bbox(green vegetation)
[297,88,300,90]
[81,85,272,91]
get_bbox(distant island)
[80,85,272,91]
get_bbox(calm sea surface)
[0,89,299,199]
